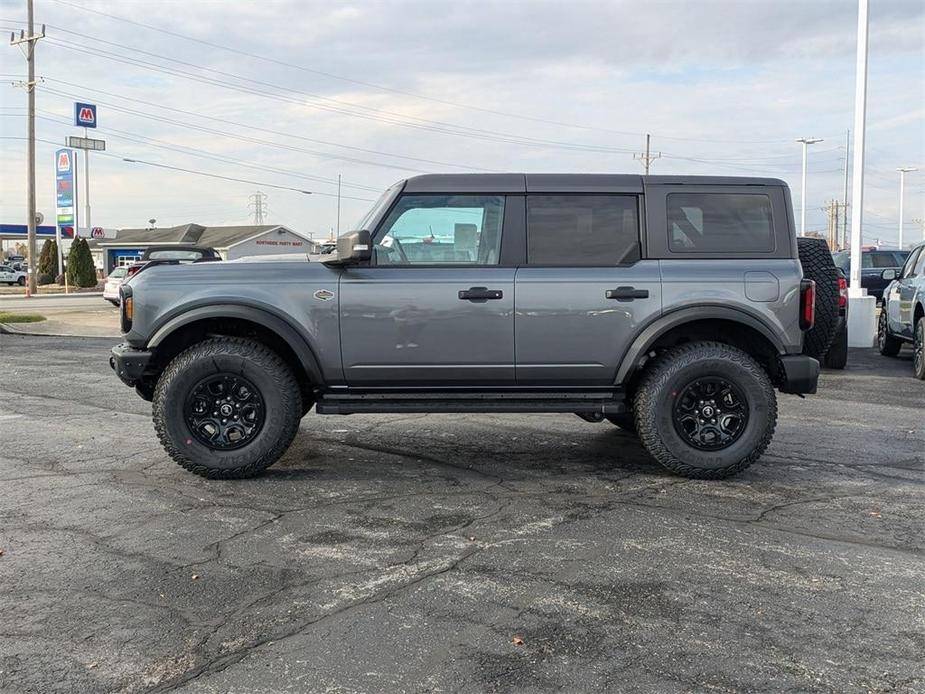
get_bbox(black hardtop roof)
[402,173,788,194]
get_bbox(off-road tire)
[877,310,902,357]
[634,342,777,479]
[153,337,302,479]
[823,321,848,369]
[914,319,925,380]
[605,413,637,434]
[797,237,839,361]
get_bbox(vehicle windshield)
[109,267,127,279]
[352,180,403,233]
[147,249,207,260]
[832,250,908,271]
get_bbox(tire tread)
[633,341,777,479]
[152,337,301,479]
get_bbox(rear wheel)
[634,342,777,479]
[878,310,902,357]
[914,319,925,380]
[153,337,302,478]
[797,238,839,361]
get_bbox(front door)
[514,193,661,385]
[339,193,516,386]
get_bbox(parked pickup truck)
[111,174,821,480]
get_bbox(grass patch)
[0,312,47,323]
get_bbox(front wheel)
[17,276,25,286]
[633,342,777,479]
[878,310,902,357]
[153,337,303,478]
[914,320,925,380]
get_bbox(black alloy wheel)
[672,377,749,451]
[184,373,265,450]
[914,320,925,380]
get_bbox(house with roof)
[87,223,320,274]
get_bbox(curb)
[0,322,119,339]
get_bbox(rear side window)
[667,193,774,253]
[527,195,640,266]
[864,252,900,269]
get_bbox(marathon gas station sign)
[55,147,77,237]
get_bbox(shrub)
[37,272,54,286]
[38,239,60,278]
[55,273,65,285]
[66,238,98,288]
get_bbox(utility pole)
[336,174,342,235]
[9,0,45,295]
[248,191,268,224]
[796,137,824,237]
[896,167,917,250]
[634,133,661,175]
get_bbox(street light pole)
[796,137,824,237]
[896,167,917,250]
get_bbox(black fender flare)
[614,305,787,385]
[147,304,324,385]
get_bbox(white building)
[87,223,320,274]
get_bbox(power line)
[41,2,795,145]
[40,37,641,156]
[15,109,385,193]
[41,78,504,171]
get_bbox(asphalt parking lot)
[1,334,922,693]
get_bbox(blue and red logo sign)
[74,102,97,128]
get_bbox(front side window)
[374,195,505,265]
[668,193,774,253]
[527,194,639,266]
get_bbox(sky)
[0,0,923,247]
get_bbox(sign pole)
[83,126,92,235]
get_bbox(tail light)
[837,276,848,309]
[800,279,816,331]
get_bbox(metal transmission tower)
[9,0,45,295]
[248,191,268,224]
[633,133,661,175]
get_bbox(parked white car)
[0,264,27,286]
[103,267,128,305]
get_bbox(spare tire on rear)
[797,237,839,361]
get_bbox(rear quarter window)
[667,193,774,253]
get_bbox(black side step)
[315,391,626,415]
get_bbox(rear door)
[514,188,661,385]
[339,192,517,385]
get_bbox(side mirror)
[881,269,898,281]
[322,230,371,267]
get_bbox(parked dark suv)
[111,174,823,481]
[832,249,911,301]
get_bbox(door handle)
[605,286,649,301]
[459,286,503,302]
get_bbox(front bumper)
[778,354,820,395]
[110,343,153,387]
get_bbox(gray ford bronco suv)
[111,174,820,480]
